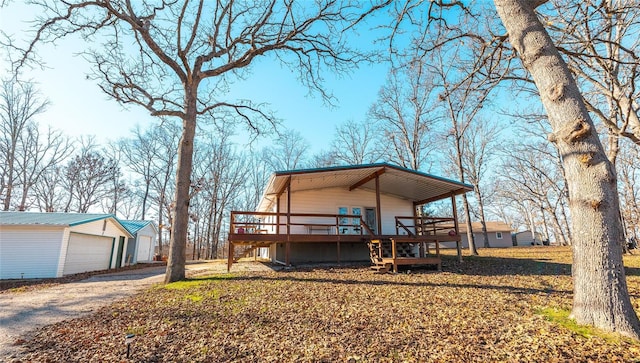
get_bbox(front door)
[365,207,377,235]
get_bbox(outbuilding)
[0,212,132,279]
[121,220,158,263]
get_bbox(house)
[515,230,544,246]
[0,212,132,279]
[121,220,158,263]
[228,163,473,272]
[457,221,514,248]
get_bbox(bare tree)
[495,0,640,339]
[330,119,386,165]
[14,124,73,211]
[119,124,161,219]
[618,139,640,243]
[261,129,310,171]
[542,0,640,150]
[459,119,501,248]
[101,142,128,215]
[369,55,441,171]
[373,0,640,338]
[32,165,65,212]
[0,78,48,210]
[62,138,120,213]
[12,0,372,283]
[148,122,180,258]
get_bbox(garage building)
[0,212,132,279]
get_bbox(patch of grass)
[162,273,238,290]
[537,307,640,345]
[184,293,203,303]
[125,326,146,335]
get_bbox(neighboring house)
[121,220,158,264]
[515,230,544,246]
[0,212,132,279]
[228,163,473,272]
[457,221,514,248]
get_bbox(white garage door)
[63,233,113,275]
[136,236,153,262]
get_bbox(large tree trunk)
[494,0,640,338]
[164,97,197,283]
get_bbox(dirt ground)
[0,260,273,359]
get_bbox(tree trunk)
[494,0,640,338]
[164,97,197,283]
[461,194,478,255]
[476,190,491,248]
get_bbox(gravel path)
[0,261,273,359]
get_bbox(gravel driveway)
[0,261,273,359]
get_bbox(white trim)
[496,232,503,239]
[56,227,72,277]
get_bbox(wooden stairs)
[368,238,441,273]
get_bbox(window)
[496,232,503,239]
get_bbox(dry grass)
[10,247,640,362]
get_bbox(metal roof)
[120,220,157,235]
[0,212,133,237]
[258,163,473,211]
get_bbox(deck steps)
[371,263,392,273]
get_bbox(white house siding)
[62,233,113,275]
[276,187,414,235]
[0,226,64,279]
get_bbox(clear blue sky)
[0,2,390,154]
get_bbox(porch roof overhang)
[257,163,473,211]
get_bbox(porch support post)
[451,194,462,263]
[375,174,382,236]
[286,176,291,266]
[227,241,233,272]
[276,197,280,235]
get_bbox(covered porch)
[227,163,473,272]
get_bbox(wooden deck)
[227,211,462,272]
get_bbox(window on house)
[496,232,503,239]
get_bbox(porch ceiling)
[259,163,473,210]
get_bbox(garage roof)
[120,220,157,235]
[258,163,473,211]
[0,212,132,237]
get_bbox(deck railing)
[229,211,376,237]
[394,216,458,237]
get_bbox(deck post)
[227,241,233,272]
[286,176,291,266]
[375,175,382,235]
[451,194,462,263]
[391,238,397,273]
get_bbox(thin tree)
[119,125,161,220]
[12,0,372,283]
[261,129,310,171]
[369,55,441,171]
[0,78,48,210]
[14,124,73,211]
[330,119,386,165]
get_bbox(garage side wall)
[0,226,64,279]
